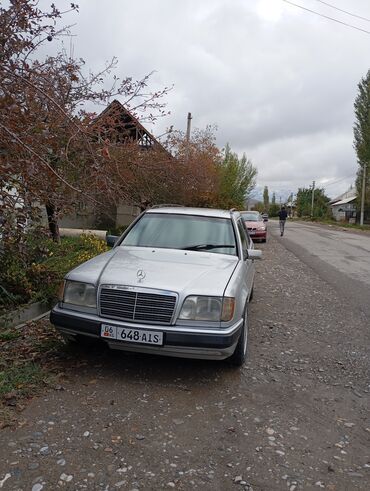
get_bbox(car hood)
[67,246,238,296]
[245,220,264,228]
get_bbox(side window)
[237,219,248,256]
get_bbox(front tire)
[60,333,78,344]
[228,306,249,366]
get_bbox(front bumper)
[249,230,266,240]
[50,305,242,360]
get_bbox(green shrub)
[0,229,109,311]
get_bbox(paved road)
[1,236,369,490]
[269,221,370,320]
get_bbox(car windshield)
[121,213,237,256]
[241,212,261,222]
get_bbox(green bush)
[0,228,108,311]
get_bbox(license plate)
[249,230,256,235]
[101,324,163,345]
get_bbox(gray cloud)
[45,0,370,198]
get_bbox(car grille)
[99,287,177,325]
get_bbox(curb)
[0,301,53,329]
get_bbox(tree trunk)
[139,198,150,212]
[45,202,60,243]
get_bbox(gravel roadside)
[0,235,369,490]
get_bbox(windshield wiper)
[182,244,235,251]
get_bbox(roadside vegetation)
[252,189,286,217]
[298,216,370,232]
[260,187,282,217]
[354,70,370,218]
[0,231,108,315]
[295,187,330,218]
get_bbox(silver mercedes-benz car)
[50,206,261,366]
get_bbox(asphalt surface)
[0,231,369,490]
[269,220,370,320]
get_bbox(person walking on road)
[278,206,288,236]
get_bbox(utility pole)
[186,112,192,142]
[289,193,294,217]
[360,164,367,226]
[311,180,315,218]
[185,112,192,163]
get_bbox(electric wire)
[312,0,370,23]
[319,175,353,188]
[282,0,370,34]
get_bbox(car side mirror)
[248,249,262,260]
[106,235,119,247]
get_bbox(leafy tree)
[165,126,220,207]
[252,201,265,213]
[0,0,171,242]
[263,186,269,211]
[295,187,330,218]
[216,144,257,209]
[354,70,370,213]
[269,192,280,216]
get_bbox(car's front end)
[51,299,243,360]
[245,221,267,242]
[50,208,254,361]
[240,211,267,243]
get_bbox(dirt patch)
[0,317,79,428]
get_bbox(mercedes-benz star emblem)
[137,269,146,282]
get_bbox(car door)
[236,218,255,297]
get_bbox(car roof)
[146,206,240,220]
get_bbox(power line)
[312,0,370,23]
[319,175,353,188]
[319,175,348,185]
[282,0,370,34]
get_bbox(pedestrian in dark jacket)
[278,206,288,236]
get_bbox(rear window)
[121,213,237,256]
[241,212,261,222]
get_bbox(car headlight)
[257,225,266,231]
[179,296,235,322]
[63,281,97,308]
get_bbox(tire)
[61,333,99,349]
[228,305,249,367]
[60,333,78,344]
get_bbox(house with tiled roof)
[60,100,168,230]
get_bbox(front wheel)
[228,307,249,366]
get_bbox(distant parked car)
[50,206,262,366]
[261,213,269,222]
[240,211,267,243]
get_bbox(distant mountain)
[244,197,259,209]
[248,186,293,205]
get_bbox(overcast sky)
[50,0,370,199]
